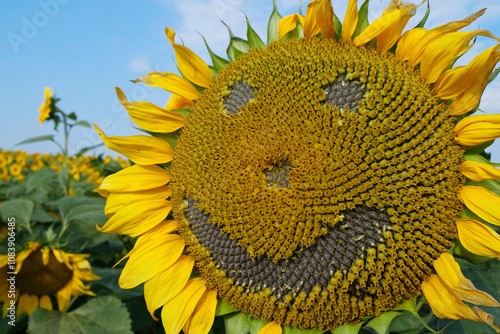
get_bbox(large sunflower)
[0,242,100,317]
[96,0,500,333]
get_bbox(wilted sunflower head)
[96,0,500,333]
[0,242,100,317]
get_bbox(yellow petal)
[456,219,500,261]
[278,14,305,40]
[458,186,500,226]
[132,71,200,101]
[376,0,418,53]
[434,253,500,307]
[165,28,212,88]
[420,30,500,84]
[396,9,486,66]
[105,186,171,216]
[161,278,207,334]
[17,294,38,316]
[97,199,172,237]
[460,160,500,181]
[94,125,174,165]
[303,0,335,39]
[57,285,72,312]
[257,321,283,334]
[119,233,184,289]
[144,255,194,320]
[454,114,500,146]
[422,275,480,321]
[99,164,170,193]
[166,94,194,110]
[183,288,218,334]
[342,0,358,42]
[39,295,52,311]
[116,87,186,133]
[353,1,422,46]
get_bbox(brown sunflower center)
[16,248,73,296]
[170,38,464,329]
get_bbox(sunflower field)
[2,0,500,334]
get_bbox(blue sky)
[1,0,500,161]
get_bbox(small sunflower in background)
[0,242,100,317]
[38,87,54,125]
[96,0,500,333]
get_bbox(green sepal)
[463,153,500,166]
[396,297,439,334]
[331,322,362,334]
[224,23,250,61]
[223,312,267,334]
[267,0,282,44]
[215,300,237,316]
[487,66,500,85]
[365,311,402,334]
[413,1,430,29]
[246,16,265,49]
[281,21,304,41]
[150,130,181,150]
[464,140,494,155]
[465,178,500,196]
[352,0,370,40]
[283,325,326,334]
[333,12,342,40]
[209,65,218,78]
[453,237,493,265]
[200,33,230,73]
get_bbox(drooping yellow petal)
[353,1,422,46]
[376,0,417,52]
[119,233,184,289]
[161,278,207,334]
[279,14,305,39]
[454,114,500,146]
[342,0,358,42]
[39,295,52,311]
[460,160,500,181]
[57,285,72,312]
[166,94,194,110]
[458,186,500,226]
[396,9,486,65]
[183,288,218,334]
[420,30,500,84]
[94,125,174,165]
[422,275,491,324]
[97,199,172,237]
[17,294,38,316]
[116,87,186,133]
[99,164,171,193]
[144,255,194,320]
[257,321,283,334]
[434,253,500,307]
[303,0,335,39]
[105,186,171,216]
[165,28,212,88]
[456,219,500,260]
[132,72,200,101]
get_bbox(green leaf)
[215,300,237,316]
[91,268,145,299]
[67,111,77,120]
[352,0,370,40]
[73,120,91,128]
[396,297,439,334]
[246,17,265,49]
[200,34,230,73]
[16,135,55,146]
[25,167,59,192]
[283,325,326,334]
[58,196,106,222]
[27,296,133,334]
[0,199,34,233]
[331,323,362,334]
[365,311,401,334]
[76,143,104,157]
[267,0,282,44]
[414,1,430,29]
[223,312,267,334]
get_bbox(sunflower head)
[0,242,100,317]
[38,87,54,125]
[96,0,500,333]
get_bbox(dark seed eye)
[223,81,256,115]
[322,76,367,113]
